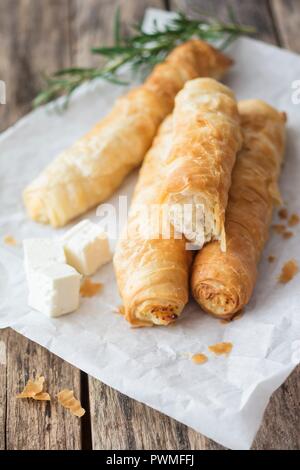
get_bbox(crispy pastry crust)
[113,117,192,327]
[23,40,232,228]
[159,78,242,250]
[191,100,286,318]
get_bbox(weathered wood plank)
[170,0,279,44]
[271,0,300,52]
[70,0,164,67]
[0,0,83,450]
[253,366,300,450]
[0,0,71,132]
[6,329,82,450]
[88,378,225,450]
[0,329,8,450]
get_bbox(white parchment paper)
[0,9,300,450]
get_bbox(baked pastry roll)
[114,116,192,327]
[191,100,286,319]
[24,40,232,228]
[159,77,242,251]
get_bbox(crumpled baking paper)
[0,8,300,450]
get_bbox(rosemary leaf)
[114,6,121,46]
[101,74,130,86]
[91,46,134,56]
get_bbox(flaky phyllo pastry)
[160,78,243,251]
[192,100,286,319]
[23,40,232,227]
[114,117,192,327]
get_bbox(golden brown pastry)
[191,100,286,319]
[23,40,232,228]
[159,78,242,251]
[113,116,192,327]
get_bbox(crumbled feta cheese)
[28,263,81,317]
[62,220,112,275]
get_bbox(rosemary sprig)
[33,9,255,108]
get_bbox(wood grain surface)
[0,0,299,450]
[0,0,71,132]
[271,0,300,52]
[0,329,7,450]
[170,0,279,44]
[70,0,164,67]
[5,330,82,450]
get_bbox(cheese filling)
[168,193,215,249]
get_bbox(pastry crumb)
[57,389,85,417]
[278,208,288,219]
[17,376,50,401]
[80,278,102,297]
[268,255,276,263]
[272,224,285,234]
[115,305,125,315]
[32,392,51,401]
[3,235,17,246]
[208,342,233,356]
[288,213,300,227]
[278,259,298,283]
[282,231,294,240]
[191,353,208,364]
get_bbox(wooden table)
[0,0,299,450]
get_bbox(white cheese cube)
[28,263,81,317]
[24,238,66,282]
[62,220,112,275]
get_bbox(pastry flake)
[80,278,103,297]
[17,376,50,400]
[191,353,208,364]
[32,392,51,401]
[278,208,288,219]
[208,342,233,356]
[278,259,298,283]
[57,389,85,417]
[282,231,293,239]
[3,235,17,246]
[288,213,300,227]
